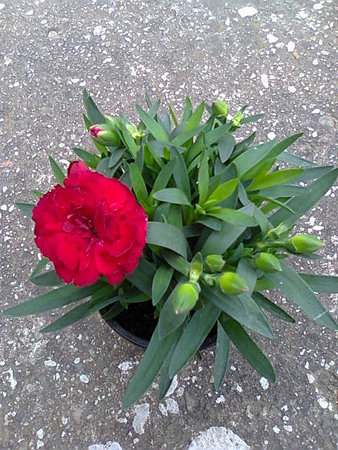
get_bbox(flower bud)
[286,234,323,254]
[212,100,228,118]
[205,254,225,272]
[255,253,282,273]
[90,125,120,147]
[231,110,244,128]
[125,122,146,140]
[217,272,249,296]
[172,282,199,315]
[189,252,203,283]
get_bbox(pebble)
[238,6,258,18]
[80,374,89,384]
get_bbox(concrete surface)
[0,0,337,449]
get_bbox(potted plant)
[3,91,337,408]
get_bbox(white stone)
[268,132,276,140]
[88,442,122,450]
[238,6,258,18]
[80,374,89,384]
[287,41,295,52]
[313,58,319,66]
[313,3,323,10]
[132,403,149,435]
[165,398,179,414]
[36,429,44,439]
[284,425,293,432]
[118,361,133,372]
[298,11,308,19]
[318,397,328,409]
[188,427,250,450]
[216,395,225,404]
[260,377,269,390]
[273,426,280,434]
[93,25,105,36]
[0,4,5,11]
[288,86,297,93]
[267,34,278,44]
[261,74,269,88]
[44,360,56,367]
[166,375,178,397]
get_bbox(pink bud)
[90,125,103,139]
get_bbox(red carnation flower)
[32,161,148,286]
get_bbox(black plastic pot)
[100,302,217,350]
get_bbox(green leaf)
[108,148,126,168]
[122,325,182,408]
[292,166,333,183]
[205,286,274,338]
[102,302,124,320]
[30,258,49,279]
[206,123,233,146]
[16,202,35,219]
[171,147,191,201]
[248,169,304,191]
[241,113,264,124]
[207,208,257,227]
[232,132,256,158]
[129,163,149,207]
[299,274,338,293]
[31,270,64,287]
[169,105,179,127]
[269,168,338,227]
[218,134,235,163]
[196,216,222,231]
[152,157,176,193]
[219,313,276,383]
[278,151,315,167]
[126,257,154,297]
[266,263,337,330]
[201,204,254,255]
[214,321,231,391]
[169,300,220,377]
[152,265,174,306]
[182,96,193,123]
[158,283,189,339]
[2,282,103,317]
[252,292,295,323]
[48,156,65,185]
[198,150,209,205]
[73,148,100,168]
[120,123,139,158]
[237,258,257,294]
[162,250,190,277]
[82,89,105,124]
[233,133,302,179]
[257,185,306,198]
[184,102,205,132]
[136,104,169,142]
[40,295,119,333]
[152,188,190,206]
[146,222,188,259]
[253,196,296,214]
[205,178,238,208]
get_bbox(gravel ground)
[0,1,337,449]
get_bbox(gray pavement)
[0,1,337,449]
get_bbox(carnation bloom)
[32,161,148,286]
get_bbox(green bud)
[205,254,225,272]
[125,122,146,140]
[212,100,228,118]
[232,110,244,128]
[255,253,282,273]
[286,234,323,254]
[217,272,249,295]
[172,283,199,315]
[90,124,120,147]
[189,252,203,283]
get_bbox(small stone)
[268,132,276,140]
[260,377,269,390]
[273,426,280,434]
[36,429,44,439]
[0,4,5,11]
[267,34,278,44]
[72,408,82,424]
[313,58,319,66]
[261,74,269,88]
[216,395,225,404]
[80,374,89,384]
[318,397,328,409]
[288,86,297,93]
[287,41,295,52]
[284,425,293,432]
[238,6,258,18]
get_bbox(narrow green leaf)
[48,156,65,185]
[102,302,124,320]
[129,163,149,206]
[205,178,238,207]
[152,157,176,193]
[205,286,274,338]
[231,132,256,158]
[252,195,296,214]
[182,96,193,123]
[219,313,276,383]
[252,292,295,323]
[196,217,222,231]
[292,166,333,183]
[30,258,49,279]
[214,321,231,391]
[2,283,103,317]
[218,134,235,163]
[169,300,220,377]
[269,168,338,227]
[266,263,337,330]
[108,148,126,168]
[278,151,315,167]
[136,104,169,142]
[146,222,188,259]
[169,105,179,127]
[73,148,100,168]
[299,274,338,293]
[207,208,257,227]
[159,340,179,399]
[162,250,190,277]
[257,185,306,198]
[82,89,105,124]
[153,188,190,206]
[248,169,304,191]
[198,150,209,205]
[120,123,139,158]
[41,295,119,333]
[241,113,264,124]
[152,265,174,306]
[184,102,205,132]
[31,270,63,287]
[237,258,257,294]
[201,204,254,255]
[126,257,154,297]
[158,283,189,339]
[171,147,191,201]
[16,202,35,219]
[206,123,233,146]
[122,325,182,408]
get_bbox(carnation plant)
[4,91,337,408]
